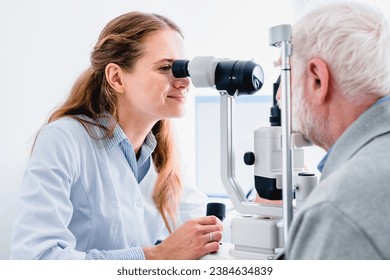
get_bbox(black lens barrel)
[172,60,190,78]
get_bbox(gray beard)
[292,86,329,148]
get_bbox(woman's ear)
[105,63,124,93]
[306,58,329,105]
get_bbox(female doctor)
[10,11,223,260]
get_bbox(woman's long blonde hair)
[44,12,183,233]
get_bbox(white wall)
[1,0,388,259]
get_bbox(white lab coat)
[9,117,207,259]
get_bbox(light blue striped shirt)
[101,117,157,184]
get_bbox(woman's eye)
[159,65,172,72]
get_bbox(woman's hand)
[143,216,223,259]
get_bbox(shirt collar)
[107,124,127,151]
[317,147,332,173]
[372,95,390,106]
[142,132,157,157]
[97,115,157,153]
[97,116,127,151]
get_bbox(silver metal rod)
[280,40,294,242]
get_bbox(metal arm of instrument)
[219,92,282,217]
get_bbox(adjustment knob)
[206,202,226,221]
[243,152,255,165]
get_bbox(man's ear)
[105,63,124,93]
[306,58,329,105]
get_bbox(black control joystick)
[206,202,226,221]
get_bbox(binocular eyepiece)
[172,56,264,96]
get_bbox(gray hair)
[292,2,390,102]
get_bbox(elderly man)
[280,2,390,259]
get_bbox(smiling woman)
[9,11,222,260]
[107,28,190,124]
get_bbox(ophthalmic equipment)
[172,25,317,259]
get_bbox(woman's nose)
[173,76,190,89]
